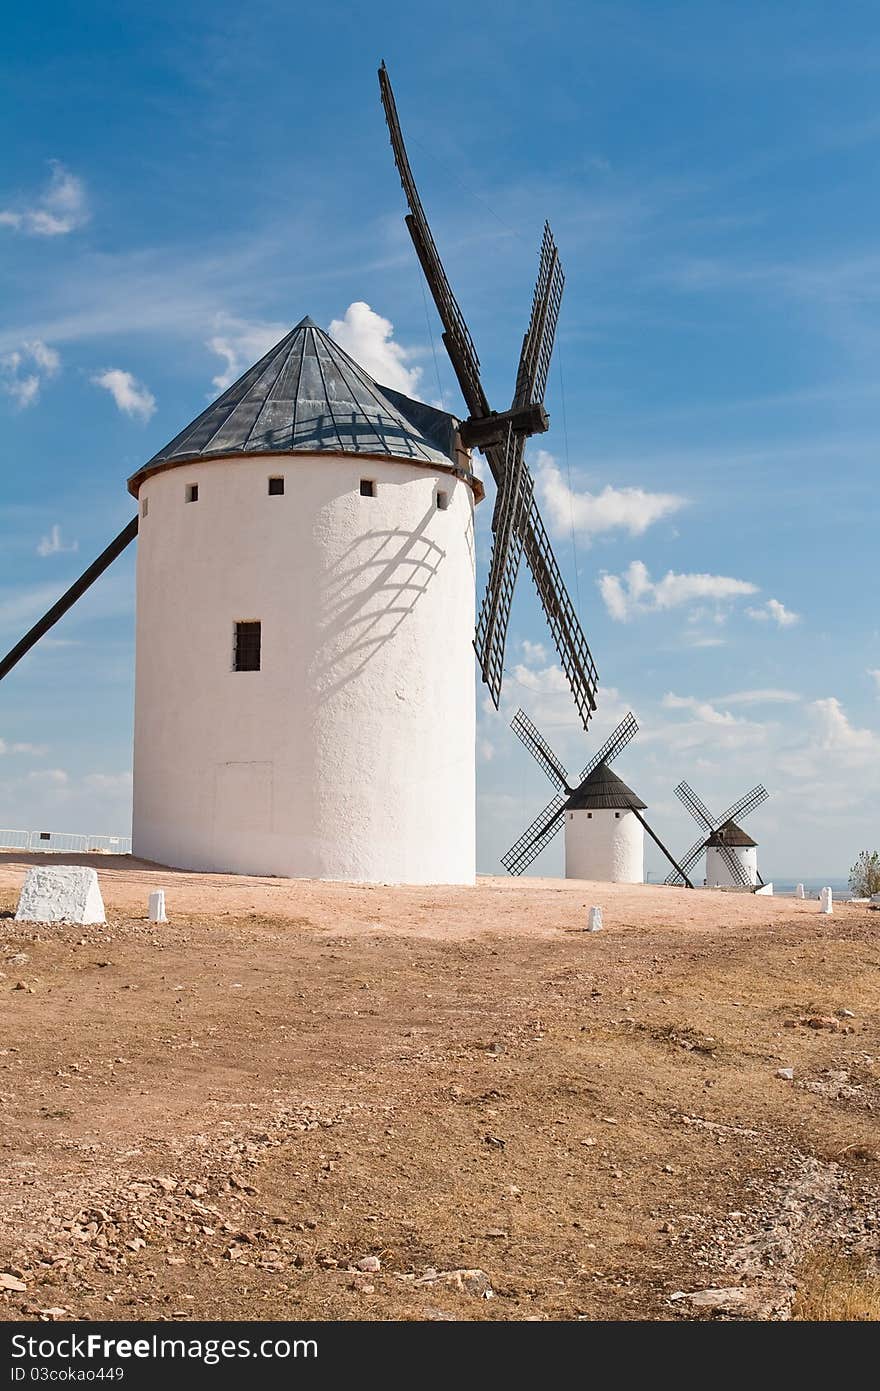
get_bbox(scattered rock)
[669,1285,784,1316]
[0,1273,27,1291]
[413,1267,493,1296]
[776,1067,794,1081]
[356,1255,381,1273]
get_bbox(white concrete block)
[795,883,805,899]
[148,889,167,923]
[587,906,603,932]
[755,882,774,896]
[15,866,105,925]
[819,886,833,915]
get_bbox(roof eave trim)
[127,448,485,502]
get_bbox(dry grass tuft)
[793,1254,880,1320]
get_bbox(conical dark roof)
[705,819,757,848]
[564,762,647,811]
[128,316,464,496]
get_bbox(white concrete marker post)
[587,906,603,932]
[819,886,833,915]
[795,883,805,899]
[15,867,106,925]
[148,889,167,923]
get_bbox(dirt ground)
[1,853,878,1322]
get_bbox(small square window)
[186,483,199,503]
[268,476,284,496]
[141,497,149,518]
[587,812,592,819]
[360,479,376,498]
[234,620,261,672]
[436,489,449,511]
[614,811,620,819]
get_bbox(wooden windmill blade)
[509,707,569,791]
[378,64,600,731]
[378,63,488,420]
[578,712,638,780]
[716,784,768,828]
[674,780,717,831]
[712,839,752,888]
[475,227,566,699]
[0,516,139,685]
[519,495,600,731]
[501,792,568,876]
[663,833,707,886]
[513,222,565,410]
[474,430,532,706]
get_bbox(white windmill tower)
[664,780,769,890]
[127,317,481,883]
[502,711,693,885]
[0,67,602,886]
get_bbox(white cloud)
[83,771,133,793]
[477,737,495,764]
[206,315,288,393]
[682,633,727,648]
[869,669,880,695]
[328,302,422,396]
[27,768,69,786]
[811,697,879,755]
[0,162,88,237]
[599,560,758,622]
[92,368,156,421]
[520,639,548,664]
[716,688,801,705]
[535,452,686,542]
[0,581,69,634]
[0,739,48,756]
[37,524,78,558]
[1,339,60,408]
[662,692,739,726]
[746,597,800,628]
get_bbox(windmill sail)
[509,708,569,790]
[716,784,768,828]
[513,223,565,410]
[501,793,568,875]
[378,63,599,732]
[378,63,488,419]
[580,713,638,781]
[674,780,716,832]
[663,834,707,886]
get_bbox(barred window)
[234,621,261,672]
[268,477,284,496]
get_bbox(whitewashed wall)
[705,844,758,887]
[563,808,644,883]
[132,452,477,884]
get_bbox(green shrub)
[849,850,880,898]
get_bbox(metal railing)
[0,829,132,855]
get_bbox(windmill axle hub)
[458,403,549,451]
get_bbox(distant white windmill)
[502,709,693,885]
[664,780,769,889]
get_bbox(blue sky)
[1,0,879,878]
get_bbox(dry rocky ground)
[0,854,879,1322]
